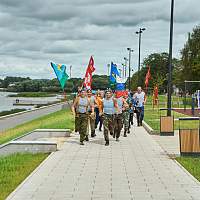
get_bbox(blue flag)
[51,62,69,90]
[110,62,120,84]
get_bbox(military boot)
[124,130,127,137]
[105,140,109,146]
[85,136,89,141]
[91,130,96,137]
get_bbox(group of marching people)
[71,87,146,146]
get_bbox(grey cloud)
[0,0,199,79]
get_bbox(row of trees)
[0,75,110,93]
[131,25,200,93]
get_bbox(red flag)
[83,56,95,89]
[145,66,151,89]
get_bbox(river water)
[0,92,59,112]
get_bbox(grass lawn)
[0,108,74,145]
[176,157,200,182]
[0,153,49,200]
[144,95,199,132]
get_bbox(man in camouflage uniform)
[113,94,129,141]
[87,89,96,137]
[74,87,82,132]
[122,92,131,137]
[72,89,94,145]
[100,89,118,146]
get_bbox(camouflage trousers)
[123,110,130,131]
[75,115,79,132]
[87,112,96,134]
[76,113,88,142]
[102,114,114,142]
[113,113,123,139]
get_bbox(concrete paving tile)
[6,128,200,200]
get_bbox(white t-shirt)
[134,92,145,107]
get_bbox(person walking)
[72,89,94,145]
[113,94,128,141]
[134,87,146,126]
[73,87,82,133]
[128,92,134,127]
[100,89,118,146]
[87,89,96,137]
[122,92,131,137]
[95,90,104,131]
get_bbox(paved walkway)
[6,126,200,200]
[0,103,69,132]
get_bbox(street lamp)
[124,57,128,78]
[70,65,72,78]
[122,63,125,78]
[167,0,174,116]
[127,48,134,91]
[136,27,146,86]
[107,64,110,76]
[119,69,122,77]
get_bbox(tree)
[180,26,200,92]
[131,52,180,93]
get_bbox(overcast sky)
[0,0,199,79]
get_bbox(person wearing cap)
[72,89,94,145]
[133,86,146,126]
[113,93,129,141]
[100,89,118,146]
[122,92,131,137]
[87,89,96,137]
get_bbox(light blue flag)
[51,62,69,90]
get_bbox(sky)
[0,0,199,80]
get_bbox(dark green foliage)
[0,109,26,117]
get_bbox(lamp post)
[119,69,122,77]
[127,48,134,91]
[136,28,146,86]
[167,0,174,116]
[70,65,72,78]
[122,63,125,78]
[107,64,110,76]
[124,57,128,78]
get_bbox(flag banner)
[116,83,125,91]
[83,56,95,89]
[145,65,151,89]
[115,90,128,98]
[198,90,200,109]
[51,62,69,90]
[110,62,120,84]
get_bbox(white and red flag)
[83,56,95,89]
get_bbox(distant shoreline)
[7,92,57,98]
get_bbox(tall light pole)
[107,63,110,76]
[124,57,128,78]
[127,48,134,91]
[136,28,146,86]
[167,0,174,116]
[70,65,72,78]
[122,63,125,78]
[119,69,122,77]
